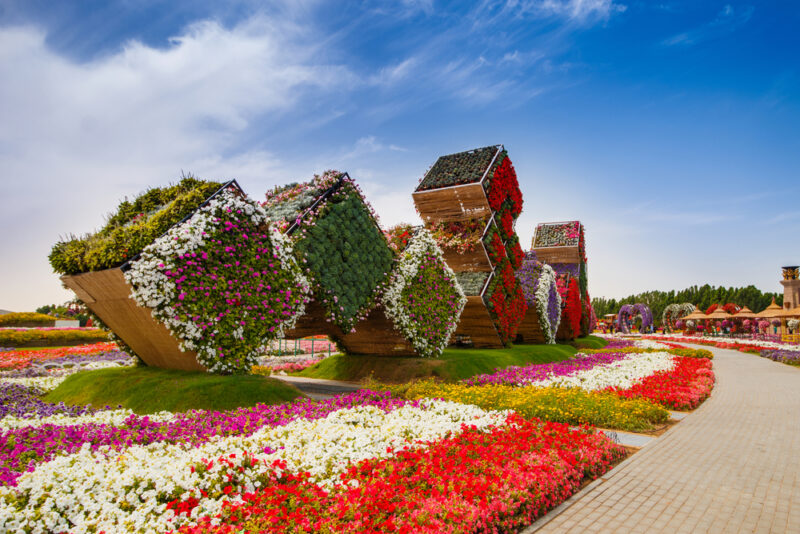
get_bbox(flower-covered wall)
[532,221,591,339]
[515,252,562,344]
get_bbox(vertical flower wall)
[126,188,311,373]
[413,145,528,346]
[532,221,591,339]
[515,252,562,344]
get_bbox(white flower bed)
[633,339,671,350]
[522,351,676,391]
[0,409,175,430]
[0,375,68,392]
[642,333,800,352]
[0,400,507,534]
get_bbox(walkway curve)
[529,345,800,534]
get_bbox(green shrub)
[0,312,57,327]
[49,177,222,275]
[292,181,394,331]
[0,328,108,347]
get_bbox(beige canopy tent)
[683,309,709,321]
[755,298,784,319]
[706,309,733,320]
[733,306,757,319]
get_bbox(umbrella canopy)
[683,309,709,320]
[775,306,800,318]
[756,298,784,318]
[733,306,757,319]
[706,309,733,320]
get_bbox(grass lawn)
[44,367,304,414]
[296,336,606,383]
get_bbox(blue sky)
[1,0,798,311]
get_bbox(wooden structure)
[61,268,204,371]
[282,302,416,356]
[515,309,546,344]
[413,145,526,349]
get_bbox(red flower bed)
[606,357,715,410]
[647,335,764,354]
[506,235,525,270]
[486,231,507,266]
[499,208,515,241]
[0,342,117,370]
[178,415,625,534]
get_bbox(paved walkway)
[530,346,800,534]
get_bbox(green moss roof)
[416,145,502,192]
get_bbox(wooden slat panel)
[556,317,576,342]
[533,246,581,265]
[60,274,96,303]
[453,296,503,348]
[282,301,342,340]
[338,306,417,356]
[441,242,493,272]
[413,184,492,224]
[63,269,205,371]
[515,308,546,344]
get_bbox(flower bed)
[607,357,714,410]
[533,222,583,249]
[381,229,466,358]
[50,177,223,275]
[0,342,118,370]
[0,313,56,328]
[0,398,508,532]
[515,253,561,344]
[179,415,622,534]
[0,328,109,348]
[643,334,800,354]
[387,380,668,432]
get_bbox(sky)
[0,0,798,312]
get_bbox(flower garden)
[0,144,730,532]
[0,333,717,532]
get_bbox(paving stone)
[531,345,800,533]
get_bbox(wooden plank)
[60,274,96,303]
[533,246,581,265]
[282,301,342,340]
[515,308,547,344]
[452,296,503,348]
[441,242,493,272]
[62,268,205,371]
[338,306,417,356]
[556,317,576,342]
[412,184,492,224]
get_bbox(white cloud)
[661,4,754,47]
[0,17,353,310]
[511,0,627,23]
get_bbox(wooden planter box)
[283,302,417,356]
[61,268,205,371]
[515,308,547,344]
[412,183,492,225]
[532,245,582,265]
[452,296,504,348]
[441,243,493,272]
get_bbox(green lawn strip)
[44,367,304,414]
[296,341,595,383]
[569,335,608,350]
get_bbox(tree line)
[592,284,784,326]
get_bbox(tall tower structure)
[781,266,800,309]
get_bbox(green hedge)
[49,177,222,275]
[293,183,393,331]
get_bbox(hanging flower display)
[126,188,311,374]
[382,229,467,358]
[427,217,486,253]
[515,252,561,344]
